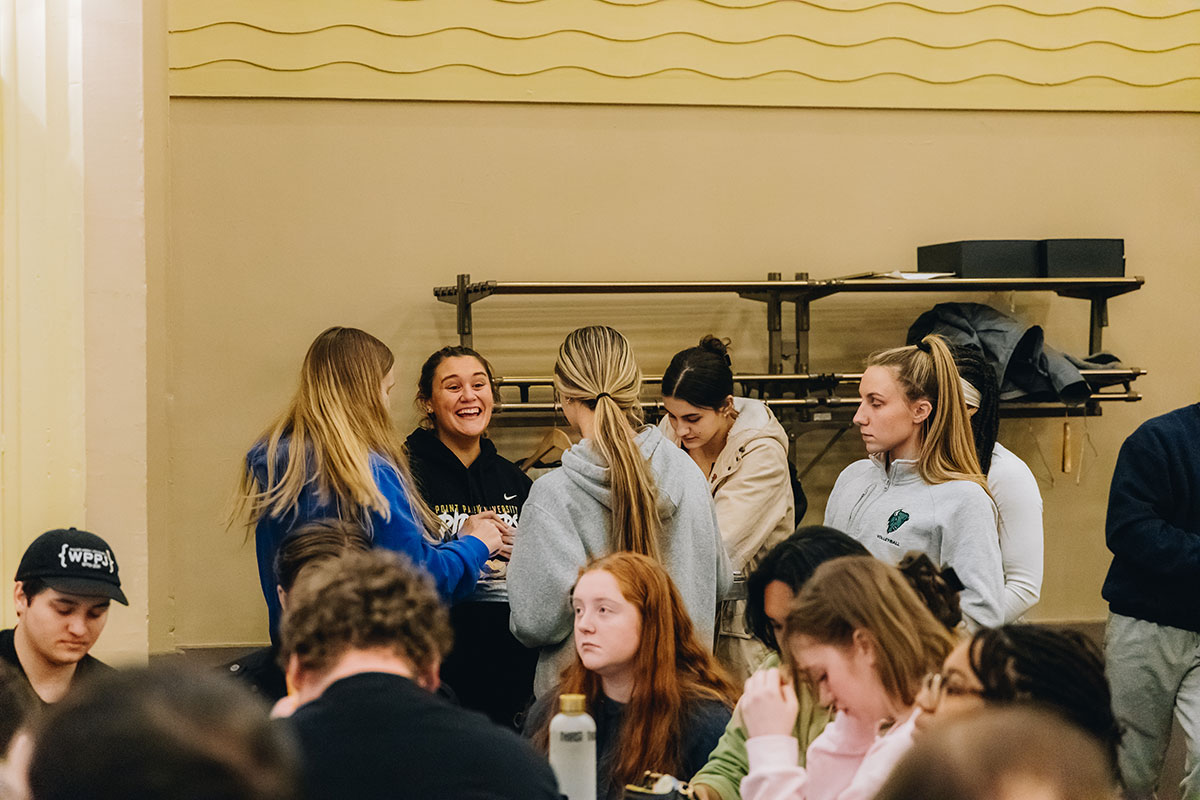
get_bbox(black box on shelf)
[917,240,1040,278]
[1038,239,1125,278]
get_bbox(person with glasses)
[913,623,1121,785]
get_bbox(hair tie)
[915,339,932,354]
[595,392,612,401]
[960,378,982,409]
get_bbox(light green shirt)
[690,652,832,800]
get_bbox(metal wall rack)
[433,272,1145,421]
[435,273,1144,373]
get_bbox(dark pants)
[440,601,537,730]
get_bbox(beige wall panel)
[167,0,1200,110]
[145,0,174,656]
[1,0,88,624]
[167,99,1199,649]
[3,1,161,661]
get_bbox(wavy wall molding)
[167,0,1200,110]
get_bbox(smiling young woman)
[823,334,1004,631]
[527,552,737,800]
[405,345,537,729]
[739,556,954,800]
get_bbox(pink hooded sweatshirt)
[741,709,920,800]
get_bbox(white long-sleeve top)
[740,710,920,800]
[989,441,1044,622]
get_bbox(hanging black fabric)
[906,302,1120,404]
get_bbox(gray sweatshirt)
[508,425,733,696]
[823,455,1004,631]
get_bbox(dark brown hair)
[895,551,964,632]
[272,518,371,593]
[745,526,869,652]
[280,549,452,679]
[661,335,734,411]
[951,344,999,474]
[968,624,1120,776]
[414,345,502,429]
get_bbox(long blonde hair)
[235,327,436,534]
[786,556,955,707]
[867,333,987,491]
[555,326,661,559]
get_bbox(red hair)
[534,552,736,787]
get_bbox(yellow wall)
[162,98,1199,651]
[166,0,1200,110]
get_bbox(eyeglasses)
[920,671,985,707]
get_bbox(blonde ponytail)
[866,334,987,491]
[555,326,662,560]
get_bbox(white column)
[79,0,157,665]
[0,0,89,619]
[0,0,161,663]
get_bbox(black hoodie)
[405,427,532,601]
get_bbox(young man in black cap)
[1,527,127,704]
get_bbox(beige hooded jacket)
[658,397,794,679]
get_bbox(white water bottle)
[548,693,597,800]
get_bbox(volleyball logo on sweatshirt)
[875,508,910,549]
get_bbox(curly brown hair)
[279,549,452,678]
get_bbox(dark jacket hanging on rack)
[906,302,1116,404]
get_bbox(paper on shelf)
[879,271,957,280]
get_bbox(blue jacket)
[1102,403,1200,632]
[249,440,491,638]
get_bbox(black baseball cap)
[15,528,128,605]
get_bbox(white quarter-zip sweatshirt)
[824,455,1004,630]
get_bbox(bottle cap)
[559,693,586,714]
